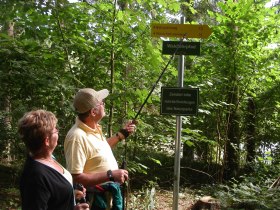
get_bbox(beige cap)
[73,88,109,113]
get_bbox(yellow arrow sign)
[151,23,212,39]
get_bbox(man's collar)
[75,117,102,134]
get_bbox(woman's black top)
[20,155,74,210]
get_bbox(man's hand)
[112,169,128,184]
[74,203,89,210]
[124,120,136,135]
[117,120,136,140]
[74,183,86,204]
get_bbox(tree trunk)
[1,21,14,163]
[108,0,117,137]
[270,176,280,188]
[245,97,256,163]
[224,83,240,179]
[183,145,194,162]
[222,11,241,180]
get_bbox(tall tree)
[192,0,280,179]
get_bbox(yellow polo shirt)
[64,118,119,174]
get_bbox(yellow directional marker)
[151,23,212,39]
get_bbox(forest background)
[0,0,279,209]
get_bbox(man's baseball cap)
[73,88,109,113]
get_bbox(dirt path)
[155,189,194,210]
[1,183,195,209]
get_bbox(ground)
[154,189,194,210]
[127,188,195,210]
[1,187,195,210]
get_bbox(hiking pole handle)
[121,160,127,170]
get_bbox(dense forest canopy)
[0,0,279,205]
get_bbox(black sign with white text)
[160,87,199,116]
[162,41,200,55]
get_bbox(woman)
[18,109,89,210]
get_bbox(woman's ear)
[44,136,50,147]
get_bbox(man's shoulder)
[66,124,85,137]
[65,125,89,145]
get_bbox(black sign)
[162,41,200,55]
[160,87,199,116]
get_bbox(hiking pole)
[133,54,175,121]
[121,36,186,210]
[133,36,186,122]
[121,152,127,210]
[121,49,176,210]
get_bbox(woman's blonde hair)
[18,109,57,154]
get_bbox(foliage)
[0,0,178,161]
[215,177,279,210]
[182,0,280,179]
[198,159,280,210]
[0,1,280,209]
[128,187,156,210]
[0,187,21,210]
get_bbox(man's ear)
[90,108,96,116]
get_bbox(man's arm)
[107,133,124,148]
[72,169,128,187]
[107,121,136,148]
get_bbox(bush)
[198,161,280,210]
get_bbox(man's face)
[93,100,106,120]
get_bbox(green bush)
[198,161,280,210]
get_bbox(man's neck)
[84,118,98,129]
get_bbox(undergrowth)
[195,161,280,210]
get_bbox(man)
[64,88,136,209]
